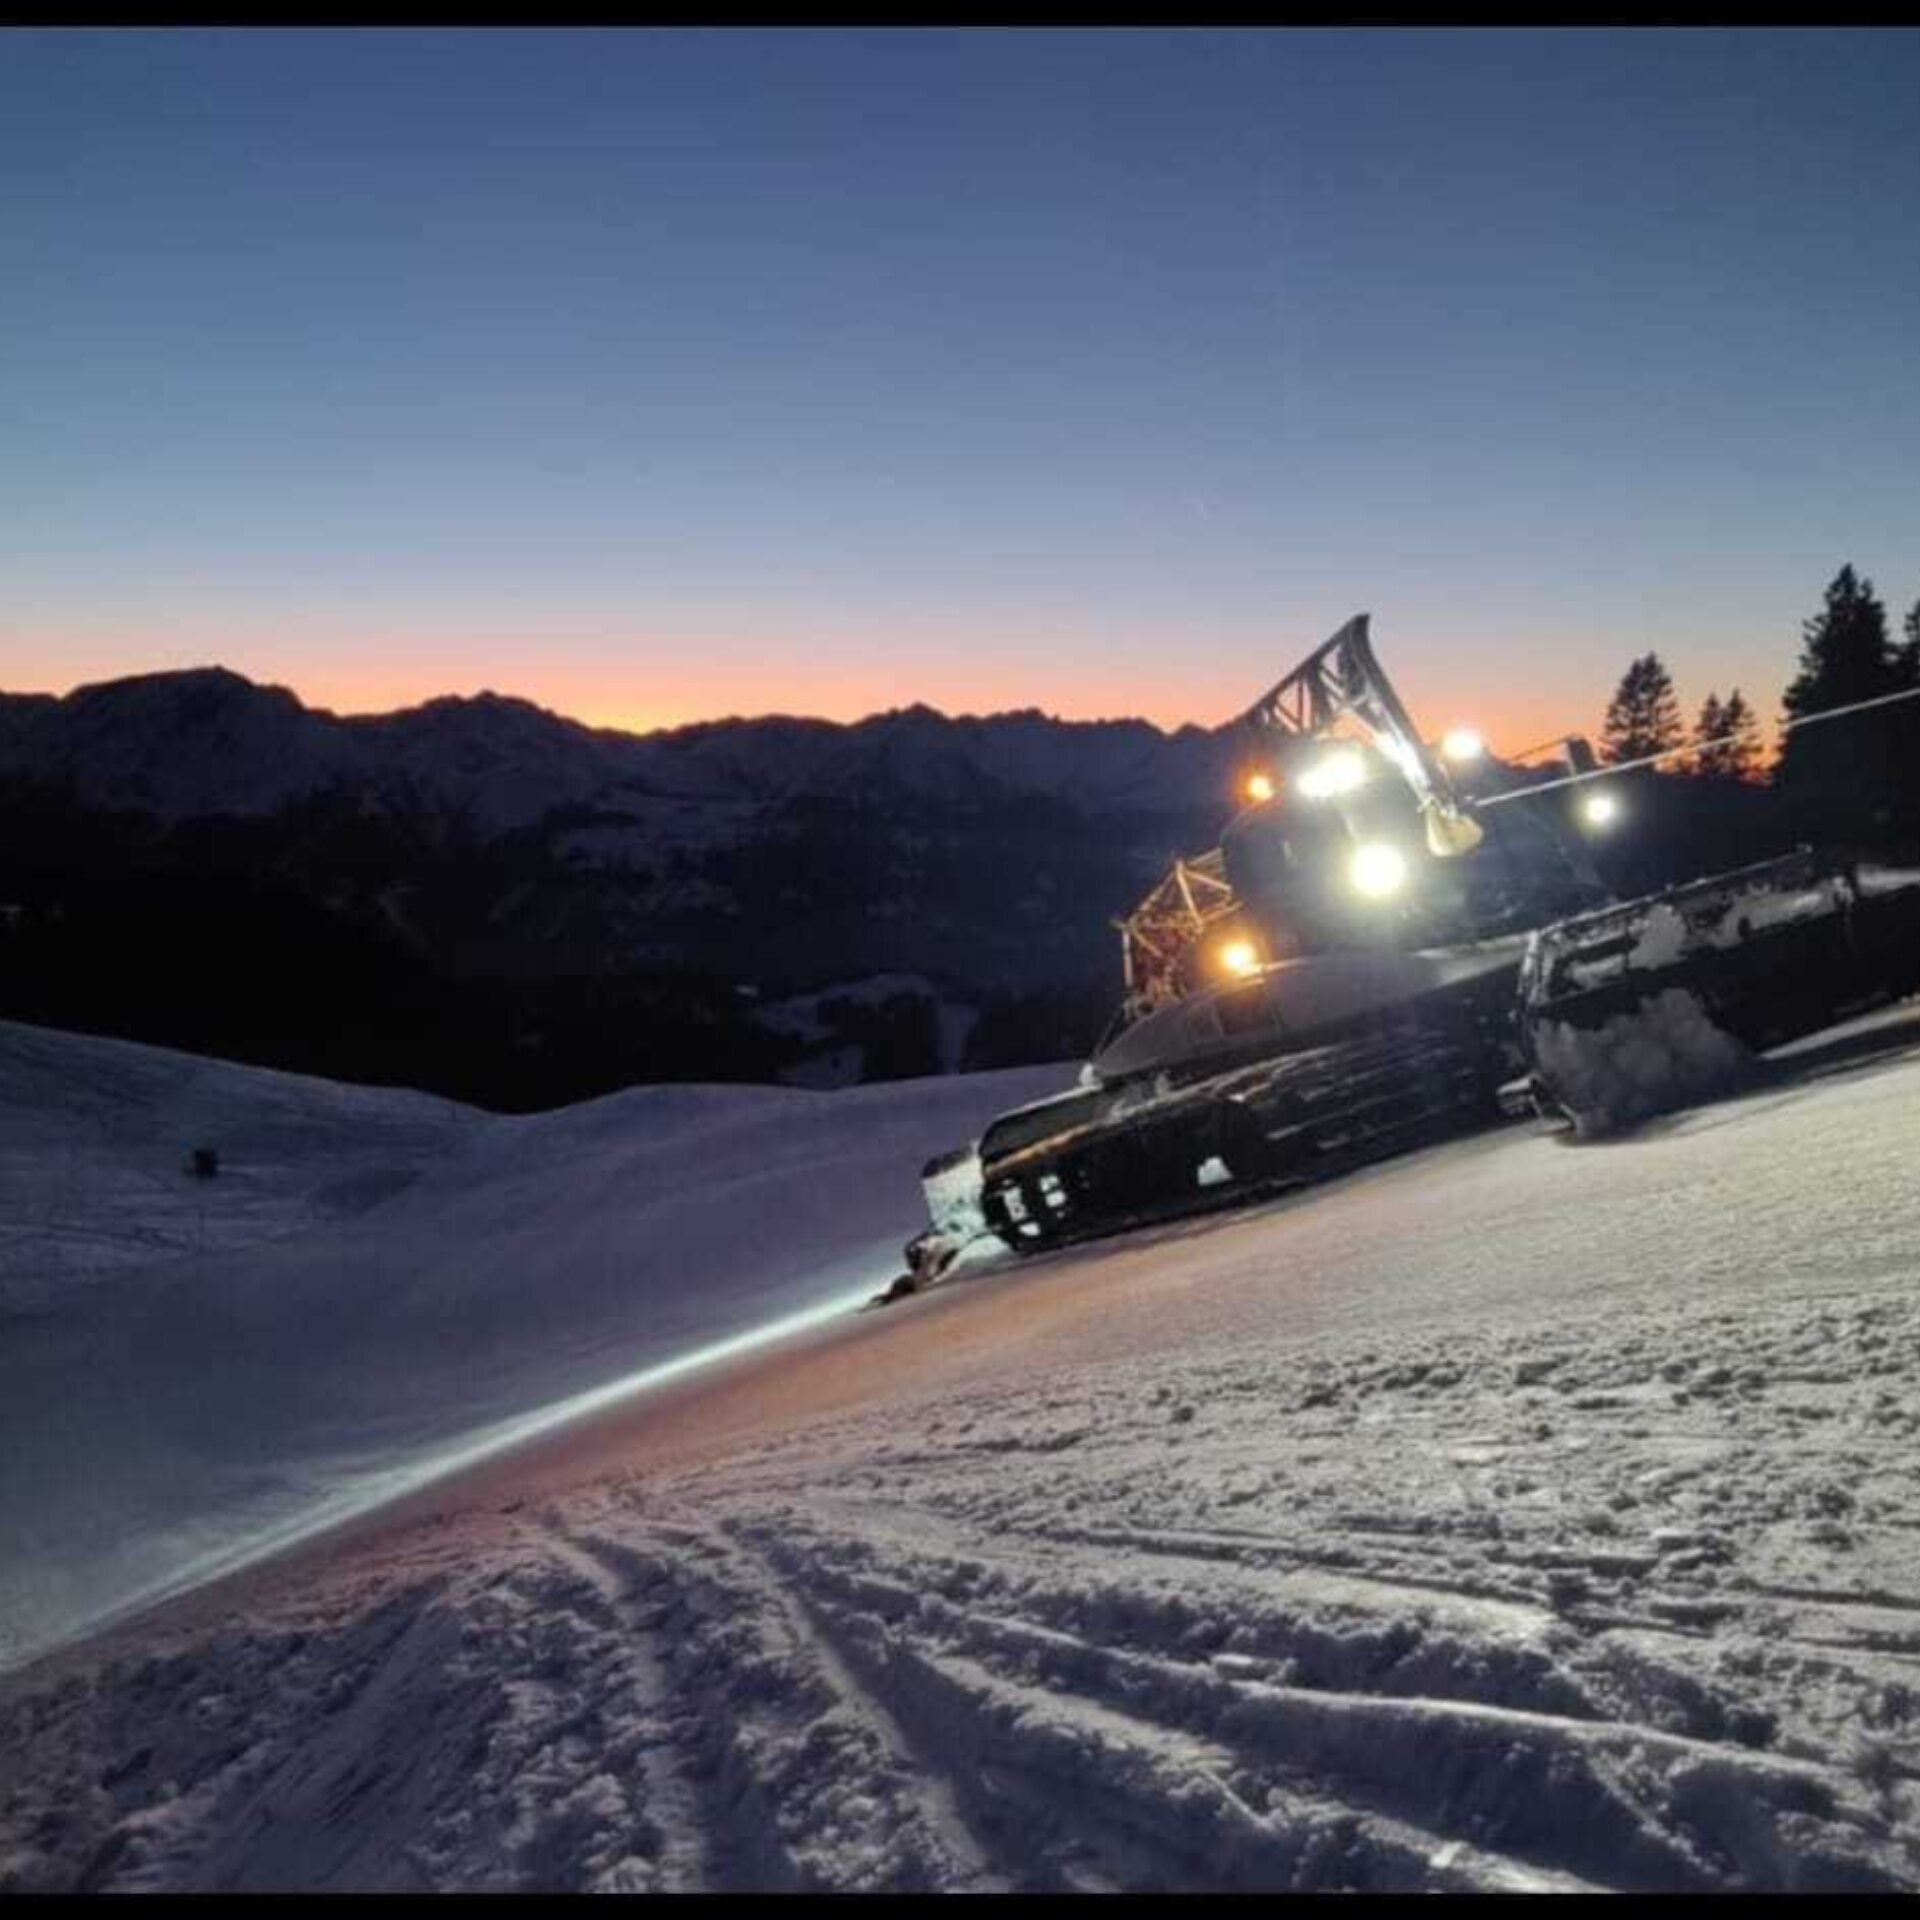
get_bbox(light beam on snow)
[347,1269,894,1502]
[22,1262,896,1671]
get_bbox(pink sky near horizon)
[0,608,1714,764]
[1,635,1605,763]
[10,29,1917,791]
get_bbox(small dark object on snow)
[189,1146,219,1180]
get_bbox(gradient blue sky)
[5,27,1919,748]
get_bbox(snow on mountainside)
[756,972,983,1086]
[6,1009,1920,1890]
[26,671,357,821]
[0,1019,1070,1674]
[0,1022,481,1315]
[0,669,1234,834]
[0,673,1234,1063]
[0,671,652,835]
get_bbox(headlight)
[1244,771,1275,804]
[1217,937,1261,978]
[1440,727,1485,764]
[1581,790,1620,828]
[1348,842,1408,898]
[1297,746,1368,799]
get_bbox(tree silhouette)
[1694,688,1760,782]
[1775,567,1918,836]
[1694,692,1723,770]
[1782,565,1898,719]
[1601,653,1684,765]
[1896,599,1920,816]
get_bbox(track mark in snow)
[1003,1514,1563,1623]
[556,1514,1015,1892]
[704,1466,1913,1891]
[748,1542,1597,1893]
[530,1528,716,1892]
[752,1524,1694,1888]
[710,1524,1015,1890]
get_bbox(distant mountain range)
[0,667,1235,829]
[0,669,1244,1104]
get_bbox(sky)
[5,27,1920,754]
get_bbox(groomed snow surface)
[6,1009,1920,1891]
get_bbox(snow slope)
[0,1020,1068,1673]
[0,1021,481,1315]
[7,1011,1920,1890]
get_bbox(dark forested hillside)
[3,664,1903,1110]
[0,676,1230,1105]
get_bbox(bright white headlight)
[1298,747,1368,800]
[1349,842,1408,899]
[1440,727,1485,764]
[1581,790,1620,828]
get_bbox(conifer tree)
[1694,687,1759,781]
[1721,689,1760,782]
[1894,600,1920,817]
[1601,652,1683,765]
[1900,598,1920,687]
[1693,692,1724,772]
[1781,565,1895,720]
[1776,567,1908,831]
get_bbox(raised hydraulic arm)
[1233,613,1484,856]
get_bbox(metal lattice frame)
[1114,614,1470,1022]
[1233,612,1464,823]
[1116,849,1239,1016]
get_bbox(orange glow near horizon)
[0,622,1620,754]
[2,630,1232,735]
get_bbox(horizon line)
[3,660,1232,745]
